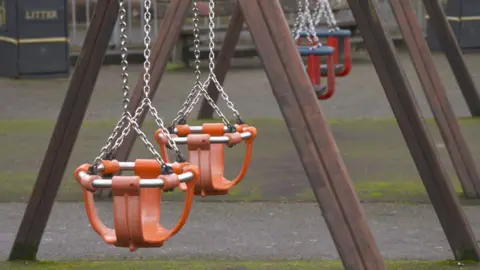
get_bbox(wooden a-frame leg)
[112,0,191,163]
[348,0,480,261]
[423,0,480,117]
[259,2,386,269]
[197,3,244,120]
[8,0,120,261]
[390,0,480,198]
[238,1,386,269]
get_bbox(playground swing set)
[8,0,480,268]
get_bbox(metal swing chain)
[112,0,171,167]
[170,0,204,126]
[314,0,339,31]
[292,0,305,41]
[95,0,180,168]
[313,0,326,26]
[181,0,243,126]
[293,0,321,47]
[91,0,131,166]
[323,0,340,31]
[304,0,321,47]
[123,0,184,161]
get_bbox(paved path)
[1,202,479,261]
[1,52,478,122]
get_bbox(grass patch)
[1,118,480,204]
[355,180,464,204]
[2,260,478,270]
[294,180,469,204]
[165,62,186,72]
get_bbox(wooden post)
[112,0,191,162]
[239,1,386,269]
[423,0,480,117]
[347,0,480,261]
[197,4,244,120]
[389,0,480,198]
[8,0,120,260]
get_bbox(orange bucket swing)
[156,122,257,197]
[74,160,198,251]
[155,0,257,197]
[73,0,198,251]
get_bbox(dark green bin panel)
[0,0,69,78]
[0,0,17,77]
[426,0,462,52]
[427,0,480,52]
[457,0,480,50]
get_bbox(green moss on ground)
[1,118,480,204]
[2,260,479,270]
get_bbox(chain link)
[293,0,321,47]
[203,0,242,122]
[132,0,183,159]
[324,0,340,31]
[171,0,203,126]
[172,0,243,127]
[313,0,339,31]
[92,0,186,168]
[92,0,131,166]
[292,0,305,41]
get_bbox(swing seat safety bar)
[74,160,198,252]
[297,45,334,56]
[155,123,257,197]
[312,29,352,37]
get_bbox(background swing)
[294,0,352,100]
[157,0,257,197]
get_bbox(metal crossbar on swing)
[155,0,257,197]
[73,0,198,252]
